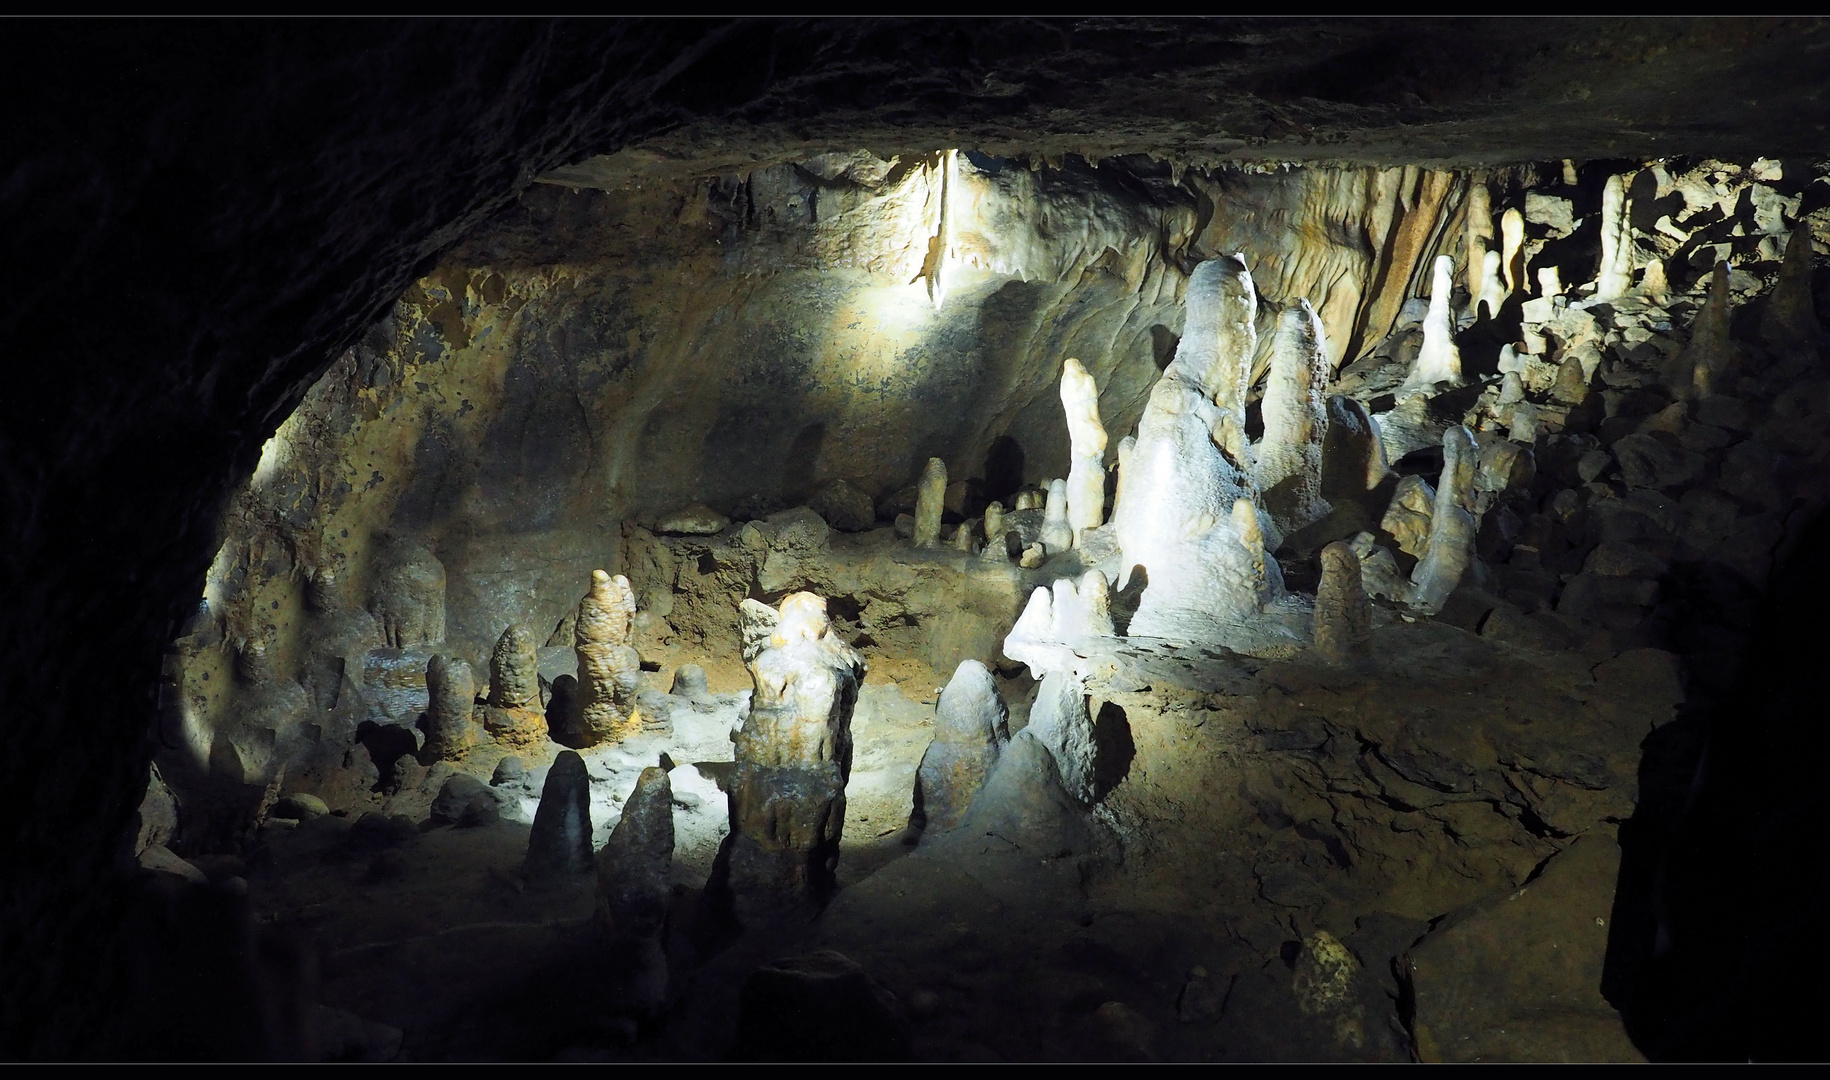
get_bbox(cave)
[8,19,1830,1062]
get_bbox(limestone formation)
[739,598,780,664]
[575,570,642,745]
[1759,227,1822,362]
[483,625,546,751]
[524,750,594,878]
[1676,261,1734,399]
[1114,434,1136,507]
[1004,572,1115,680]
[713,592,866,917]
[670,662,710,700]
[1381,475,1435,558]
[980,501,1007,560]
[1464,181,1493,300]
[1040,478,1074,553]
[953,518,977,553]
[656,503,730,535]
[1256,298,1331,534]
[596,765,674,940]
[1314,542,1372,663]
[912,660,1008,833]
[913,457,946,548]
[423,655,477,761]
[1593,174,1633,301]
[1026,667,1096,805]
[1409,425,1480,612]
[1320,395,1388,499]
[1110,255,1280,641]
[1405,255,1462,391]
[369,536,446,648]
[1059,357,1109,538]
[1477,249,1508,321]
[1500,206,1525,292]
[1537,266,1563,298]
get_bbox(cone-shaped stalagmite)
[1409,426,1480,612]
[1314,542,1373,663]
[912,660,1008,833]
[597,765,674,940]
[1593,174,1633,301]
[1760,227,1823,363]
[525,750,593,878]
[1406,255,1462,391]
[913,457,946,548]
[1040,478,1073,553]
[484,624,546,751]
[1675,262,1735,399]
[712,592,865,920]
[1059,358,1109,540]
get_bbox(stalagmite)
[1537,266,1563,298]
[912,660,1008,833]
[1059,357,1109,539]
[596,765,674,941]
[1256,298,1331,535]
[484,624,546,751]
[913,457,947,548]
[1025,667,1097,805]
[980,501,1007,560]
[1465,180,1493,298]
[1409,426,1480,612]
[525,750,594,878]
[1594,174,1633,301]
[1076,569,1116,638]
[1760,228,1823,362]
[953,518,977,553]
[1232,499,1272,611]
[1110,255,1278,641]
[1040,478,1074,553]
[1676,262,1734,399]
[1313,541,1372,663]
[712,591,865,918]
[1404,255,1462,391]
[423,655,477,761]
[1478,249,1508,320]
[1114,435,1135,507]
[1319,395,1389,499]
[575,570,642,745]
[1500,206,1525,292]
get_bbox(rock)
[1019,542,1046,568]
[1591,648,1684,725]
[1178,966,1226,1024]
[138,844,207,885]
[1314,541,1372,663]
[348,812,418,853]
[1407,832,1643,1062]
[430,773,498,827]
[913,660,1008,832]
[669,662,710,699]
[655,503,729,535]
[1694,395,1751,432]
[730,950,912,1061]
[738,598,780,664]
[1583,542,1669,579]
[596,765,673,940]
[490,755,527,788]
[367,535,446,649]
[1611,433,1704,490]
[1577,449,1612,483]
[134,765,179,853]
[274,792,328,820]
[759,505,832,592]
[1091,1000,1157,1061]
[422,654,477,761]
[524,750,594,878]
[1381,474,1435,558]
[1525,192,1574,237]
[893,512,915,539]
[807,479,875,532]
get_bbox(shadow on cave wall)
[1604,503,1830,1061]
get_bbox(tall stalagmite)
[1059,357,1109,540]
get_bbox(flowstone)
[912,660,1008,832]
[712,591,866,918]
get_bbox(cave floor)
[245,621,1660,1061]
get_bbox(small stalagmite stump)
[423,655,477,761]
[1314,542,1373,663]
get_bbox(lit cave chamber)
[13,20,1830,1063]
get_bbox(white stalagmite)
[1594,174,1633,301]
[1465,180,1493,298]
[1040,478,1073,553]
[1478,248,1508,321]
[1500,207,1525,292]
[1109,255,1280,640]
[1059,357,1109,539]
[1537,266,1563,298]
[913,457,946,548]
[1408,426,1480,612]
[1404,255,1462,391]
[1255,298,1331,536]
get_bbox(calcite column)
[712,592,866,918]
[913,457,946,548]
[1256,298,1331,535]
[912,660,1008,833]
[575,570,642,745]
[1314,541,1372,663]
[484,623,546,751]
[423,655,477,761]
[1059,357,1109,539]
